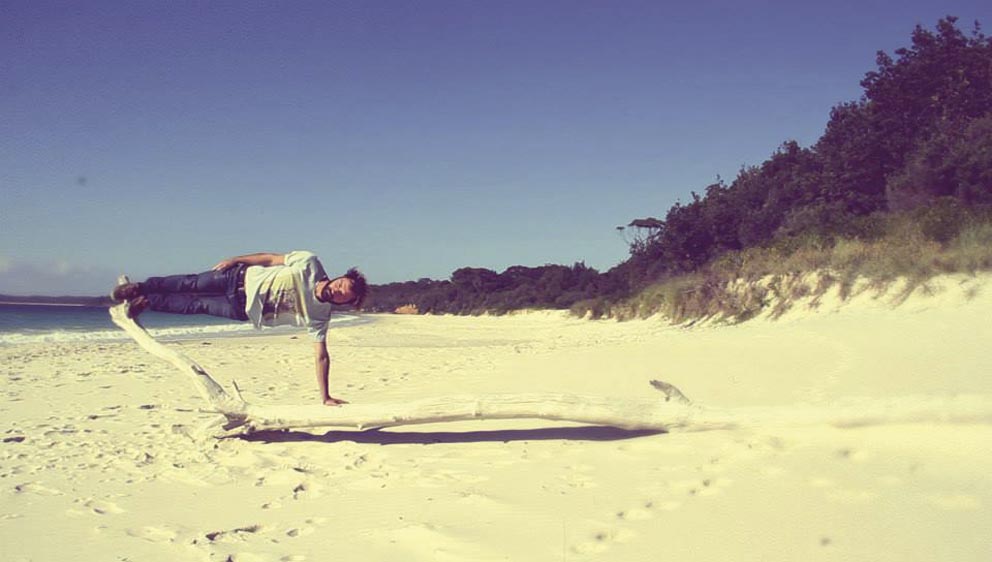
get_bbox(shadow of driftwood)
[238,425,664,445]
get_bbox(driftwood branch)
[108,293,698,433]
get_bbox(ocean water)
[0,303,363,345]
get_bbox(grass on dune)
[573,203,992,323]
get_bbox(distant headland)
[0,295,113,307]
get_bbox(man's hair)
[342,267,368,309]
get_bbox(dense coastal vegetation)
[368,17,992,320]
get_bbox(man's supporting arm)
[213,252,286,271]
[314,341,348,406]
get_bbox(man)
[112,251,367,406]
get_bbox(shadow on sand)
[237,425,664,446]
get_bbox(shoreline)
[0,311,376,347]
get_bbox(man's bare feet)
[112,282,142,302]
[323,396,349,406]
[126,296,149,319]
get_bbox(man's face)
[323,277,356,305]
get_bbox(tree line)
[366,263,616,314]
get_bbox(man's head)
[320,268,368,309]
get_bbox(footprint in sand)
[670,477,730,498]
[571,528,636,555]
[280,518,328,540]
[255,466,315,488]
[835,447,871,462]
[614,506,653,521]
[591,477,732,554]
[13,482,63,496]
[568,498,670,556]
[345,453,369,470]
[289,481,324,500]
[560,464,597,490]
[126,525,179,543]
[82,498,126,515]
[202,524,265,544]
[625,493,687,519]
[285,526,315,538]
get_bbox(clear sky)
[2,0,989,295]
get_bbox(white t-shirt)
[243,250,332,342]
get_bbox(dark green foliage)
[366,262,605,314]
[886,115,992,209]
[810,17,992,215]
[908,197,972,245]
[862,18,992,175]
[814,101,888,214]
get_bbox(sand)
[2,274,991,561]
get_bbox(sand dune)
[2,274,991,561]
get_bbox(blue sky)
[2,1,989,295]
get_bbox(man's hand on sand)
[324,396,349,406]
[212,259,237,272]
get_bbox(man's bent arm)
[314,341,347,406]
[213,252,286,271]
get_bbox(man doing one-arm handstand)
[111,251,367,406]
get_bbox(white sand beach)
[2,275,991,561]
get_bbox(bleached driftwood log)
[110,292,992,434]
[109,299,699,433]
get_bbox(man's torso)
[243,251,331,340]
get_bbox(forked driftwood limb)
[109,298,699,433]
[110,284,992,435]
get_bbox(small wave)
[0,324,255,345]
[0,314,364,345]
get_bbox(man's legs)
[116,265,248,321]
[141,269,233,295]
[143,293,248,321]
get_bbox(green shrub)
[912,197,968,244]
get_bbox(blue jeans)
[140,264,249,321]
